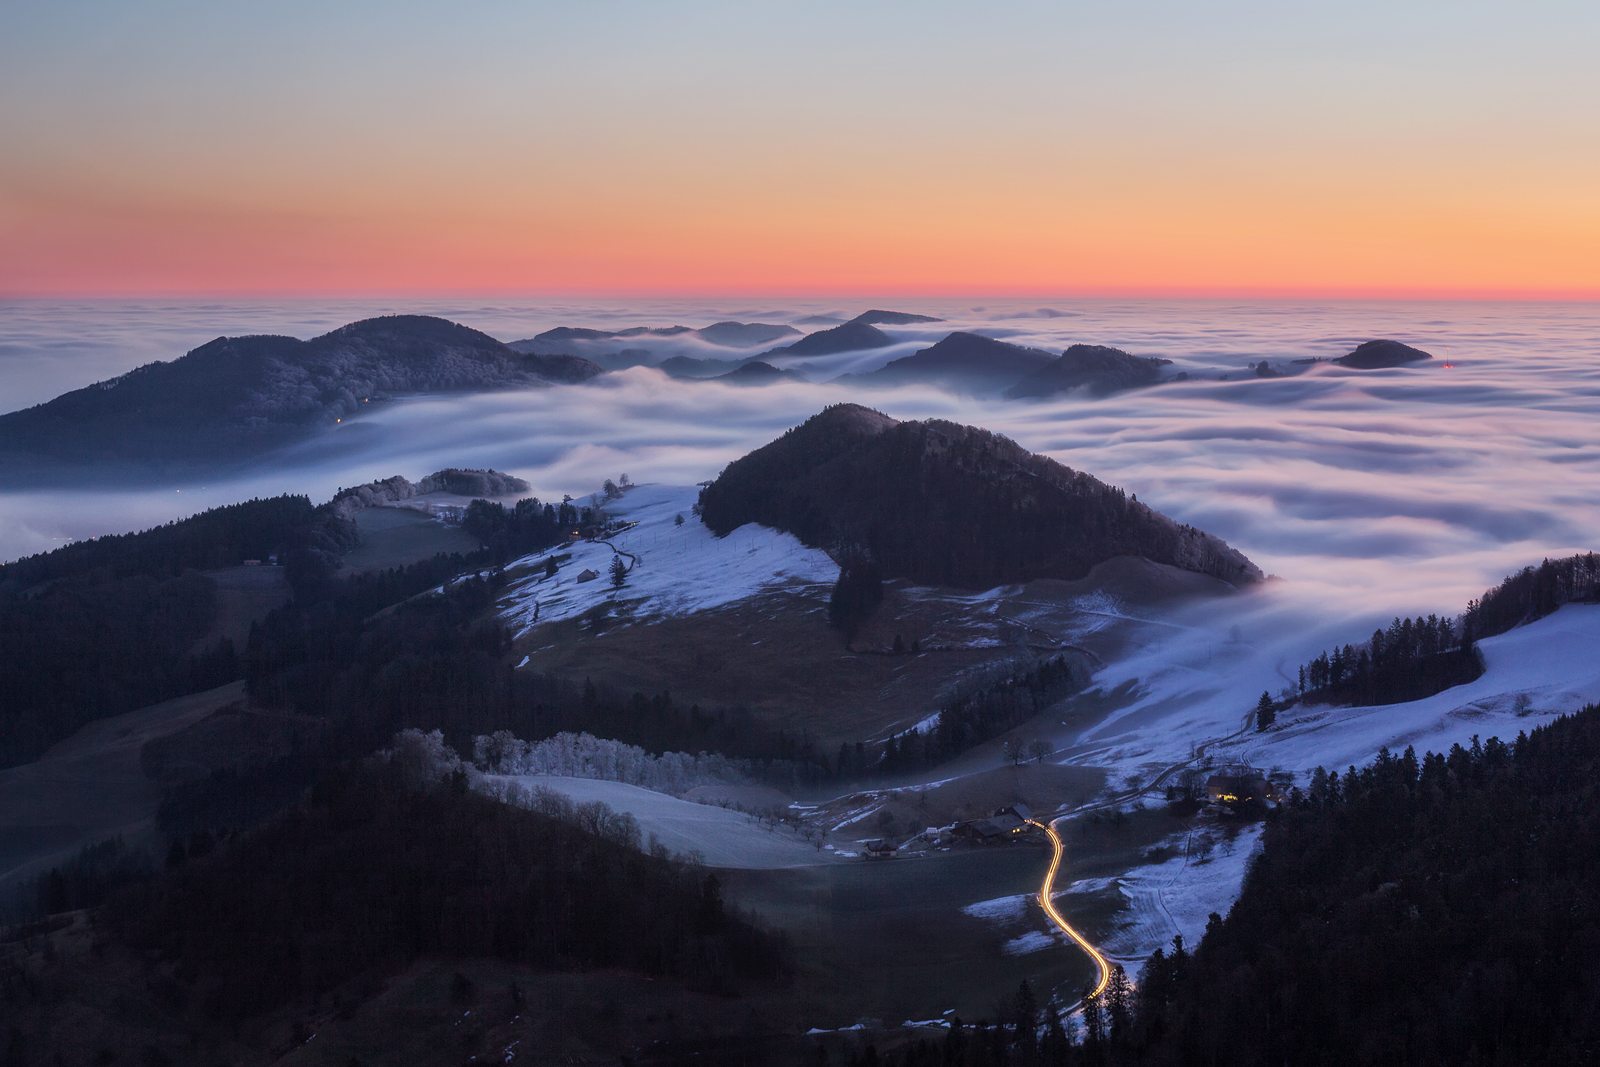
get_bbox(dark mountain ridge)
[0,315,602,484]
[1336,338,1435,369]
[708,360,807,386]
[841,331,1055,395]
[769,319,894,357]
[698,404,1262,589]
[1005,343,1175,398]
[848,309,942,326]
[512,320,799,358]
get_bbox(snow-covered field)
[1099,825,1264,965]
[1238,603,1600,775]
[961,892,1031,924]
[958,826,1263,971]
[484,773,829,869]
[498,484,838,638]
[1065,599,1600,784]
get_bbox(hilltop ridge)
[699,404,1261,589]
[0,315,602,485]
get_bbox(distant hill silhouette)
[696,321,802,346]
[655,354,745,379]
[706,360,807,386]
[698,404,1262,589]
[771,320,894,357]
[841,332,1053,395]
[848,309,942,326]
[1336,339,1435,369]
[1005,343,1174,398]
[0,315,601,485]
[511,320,798,358]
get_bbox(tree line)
[1296,612,1480,707]
[1293,552,1600,709]
[876,656,1078,773]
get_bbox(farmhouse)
[954,810,1030,843]
[997,802,1033,823]
[574,568,600,583]
[1206,765,1270,807]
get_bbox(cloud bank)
[3,298,1597,650]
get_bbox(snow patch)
[961,893,1032,923]
[1104,825,1264,964]
[1003,930,1058,956]
[499,484,837,636]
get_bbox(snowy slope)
[1099,825,1263,966]
[1234,603,1600,775]
[484,773,829,869]
[1064,600,1600,785]
[1024,603,1600,971]
[498,483,838,637]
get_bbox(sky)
[3,1,1598,298]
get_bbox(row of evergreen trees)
[1296,612,1480,706]
[878,657,1078,773]
[1465,552,1600,639]
[1294,553,1600,709]
[460,495,592,564]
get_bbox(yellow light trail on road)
[1030,818,1112,1000]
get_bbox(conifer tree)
[1255,690,1276,731]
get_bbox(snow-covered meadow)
[498,483,837,638]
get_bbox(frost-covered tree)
[472,730,754,796]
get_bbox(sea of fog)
[2,297,1597,650]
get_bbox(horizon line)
[5,285,1600,304]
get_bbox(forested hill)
[1131,703,1600,1066]
[0,315,602,483]
[2,765,791,1062]
[0,495,350,767]
[112,765,790,1018]
[697,404,1262,589]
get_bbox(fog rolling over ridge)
[2,298,1597,640]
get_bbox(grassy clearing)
[199,564,290,650]
[518,588,1071,748]
[343,507,478,573]
[0,682,244,896]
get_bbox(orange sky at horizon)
[4,2,1598,301]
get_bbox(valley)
[2,305,1598,1064]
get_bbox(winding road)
[1029,818,1112,1000]
[1024,692,1266,1004]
